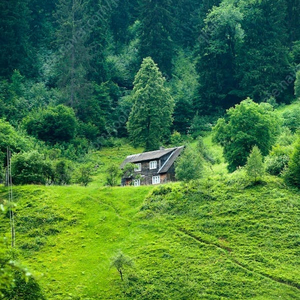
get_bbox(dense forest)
[0,0,299,142]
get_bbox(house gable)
[121,146,185,186]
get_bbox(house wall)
[122,154,178,186]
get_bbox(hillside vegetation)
[0,173,299,299]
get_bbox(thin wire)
[7,147,15,248]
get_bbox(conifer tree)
[127,57,174,151]
[54,0,92,108]
[245,146,265,183]
[138,0,175,76]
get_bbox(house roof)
[158,146,185,174]
[120,146,185,173]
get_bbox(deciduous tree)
[213,98,279,172]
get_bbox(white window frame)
[149,160,157,170]
[152,175,161,185]
[134,163,141,172]
[133,179,140,186]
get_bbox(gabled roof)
[158,146,184,174]
[120,146,185,173]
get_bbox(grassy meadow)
[0,102,300,299]
[0,168,299,299]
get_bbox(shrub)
[11,151,53,185]
[0,119,33,167]
[265,144,292,176]
[74,165,92,187]
[23,105,77,144]
[53,160,72,185]
[285,136,300,187]
[106,164,121,186]
[175,146,203,182]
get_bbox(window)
[134,163,141,172]
[152,175,160,185]
[149,160,157,170]
[133,179,140,186]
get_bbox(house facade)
[120,146,184,186]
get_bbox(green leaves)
[213,98,279,172]
[245,146,265,183]
[127,57,174,151]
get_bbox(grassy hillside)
[0,175,299,299]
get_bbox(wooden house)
[120,146,185,186]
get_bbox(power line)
[6,147,15,248]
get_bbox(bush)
[0,119,34,167]
[282,107,300,133]
[265,144,292,176]
[106,164,121,186]
[285,136,300,187]
[23,105,77,144]
[175,146,203,182]
[1,271,45,300]
[74,165,92,187]
[53,160,72,185]
[11,151,53,185]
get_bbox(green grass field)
[0,173,299,299]
[1,118,300,299]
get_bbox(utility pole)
[6,147,15,248]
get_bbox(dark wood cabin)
[120,146,185,186]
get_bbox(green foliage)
[1,271,45,300]
[196,1,244,112]
[285,135,300,187]
[127,57,174,151]
[282,106,300,132]
[24,105,77,144]
[175,146,203,182]
[168,51,198,133]
[138,0,175,76]
[245,146,265,183]
[110,251,133,281]
[236,0,290,103]
[0,171,299,299]
[213,99,279,172]
[11,151,53,185]
[170,131,183,146]
[0,119,33,166]
[74,165,92,187]
[53,160,72,185]
[295,71,300,99]
[189,114,214,138]
[106,164,121,187]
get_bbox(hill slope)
[0,176,299,299]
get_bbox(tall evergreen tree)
[237,0,290,103]
[0,0,33,77]
[138,0,175,76]
[54,0,92,108]
[195,1,244,113]
[286,0,300,45]
[127,57,174,151]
